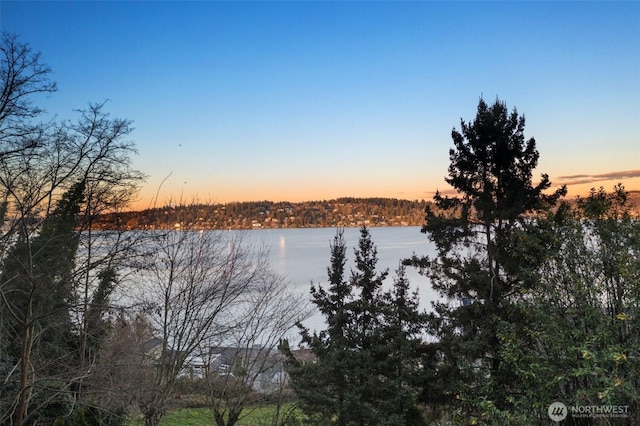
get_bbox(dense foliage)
[496,185,640,424]
[284,227,428,425]
[403,99,640,424]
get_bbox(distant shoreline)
[93,198,431,231]
[93,192,640,231]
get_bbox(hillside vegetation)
[93,198,432,230]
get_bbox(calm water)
[241,226,439,332]
[103,227,439,336]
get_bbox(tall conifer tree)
[408,98,566,418]
[1,181,85,423]
[286,227,428,425]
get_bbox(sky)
[1,1,639,210]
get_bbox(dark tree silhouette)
[408,98,566,418]
[287,227,428,425]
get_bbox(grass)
[128,403,306,426]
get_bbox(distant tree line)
[93,198,432,230]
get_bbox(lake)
[100,226,440,338]
[239,226,439,333]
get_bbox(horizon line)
[124,190,640,213]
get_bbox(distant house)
[142,340,289,392]
[206,345,286,392]
[143,337,163,363]
[179,353,209,379]
[142,337,209,379]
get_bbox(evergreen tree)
[1,181,85,424]
[408,98,566,420]
[83,266,117,362]
[286,227,428,425]
[287,229,353,425]
[377,265,430,425]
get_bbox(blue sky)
[2,1,639,208]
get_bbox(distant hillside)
[629,190,640,210]
[94,198,432,230]
[94,191,640,231]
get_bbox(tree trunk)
[227,407,241,426]
[15,306,33,426]
[213,410,226,426]
[144,410,163,426]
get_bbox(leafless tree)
[0,33,144,425]
[205,270,310,426]
[80,310,157,422]
[0,32,56,158]
[66,102,146,368]
[130,227,278,426]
